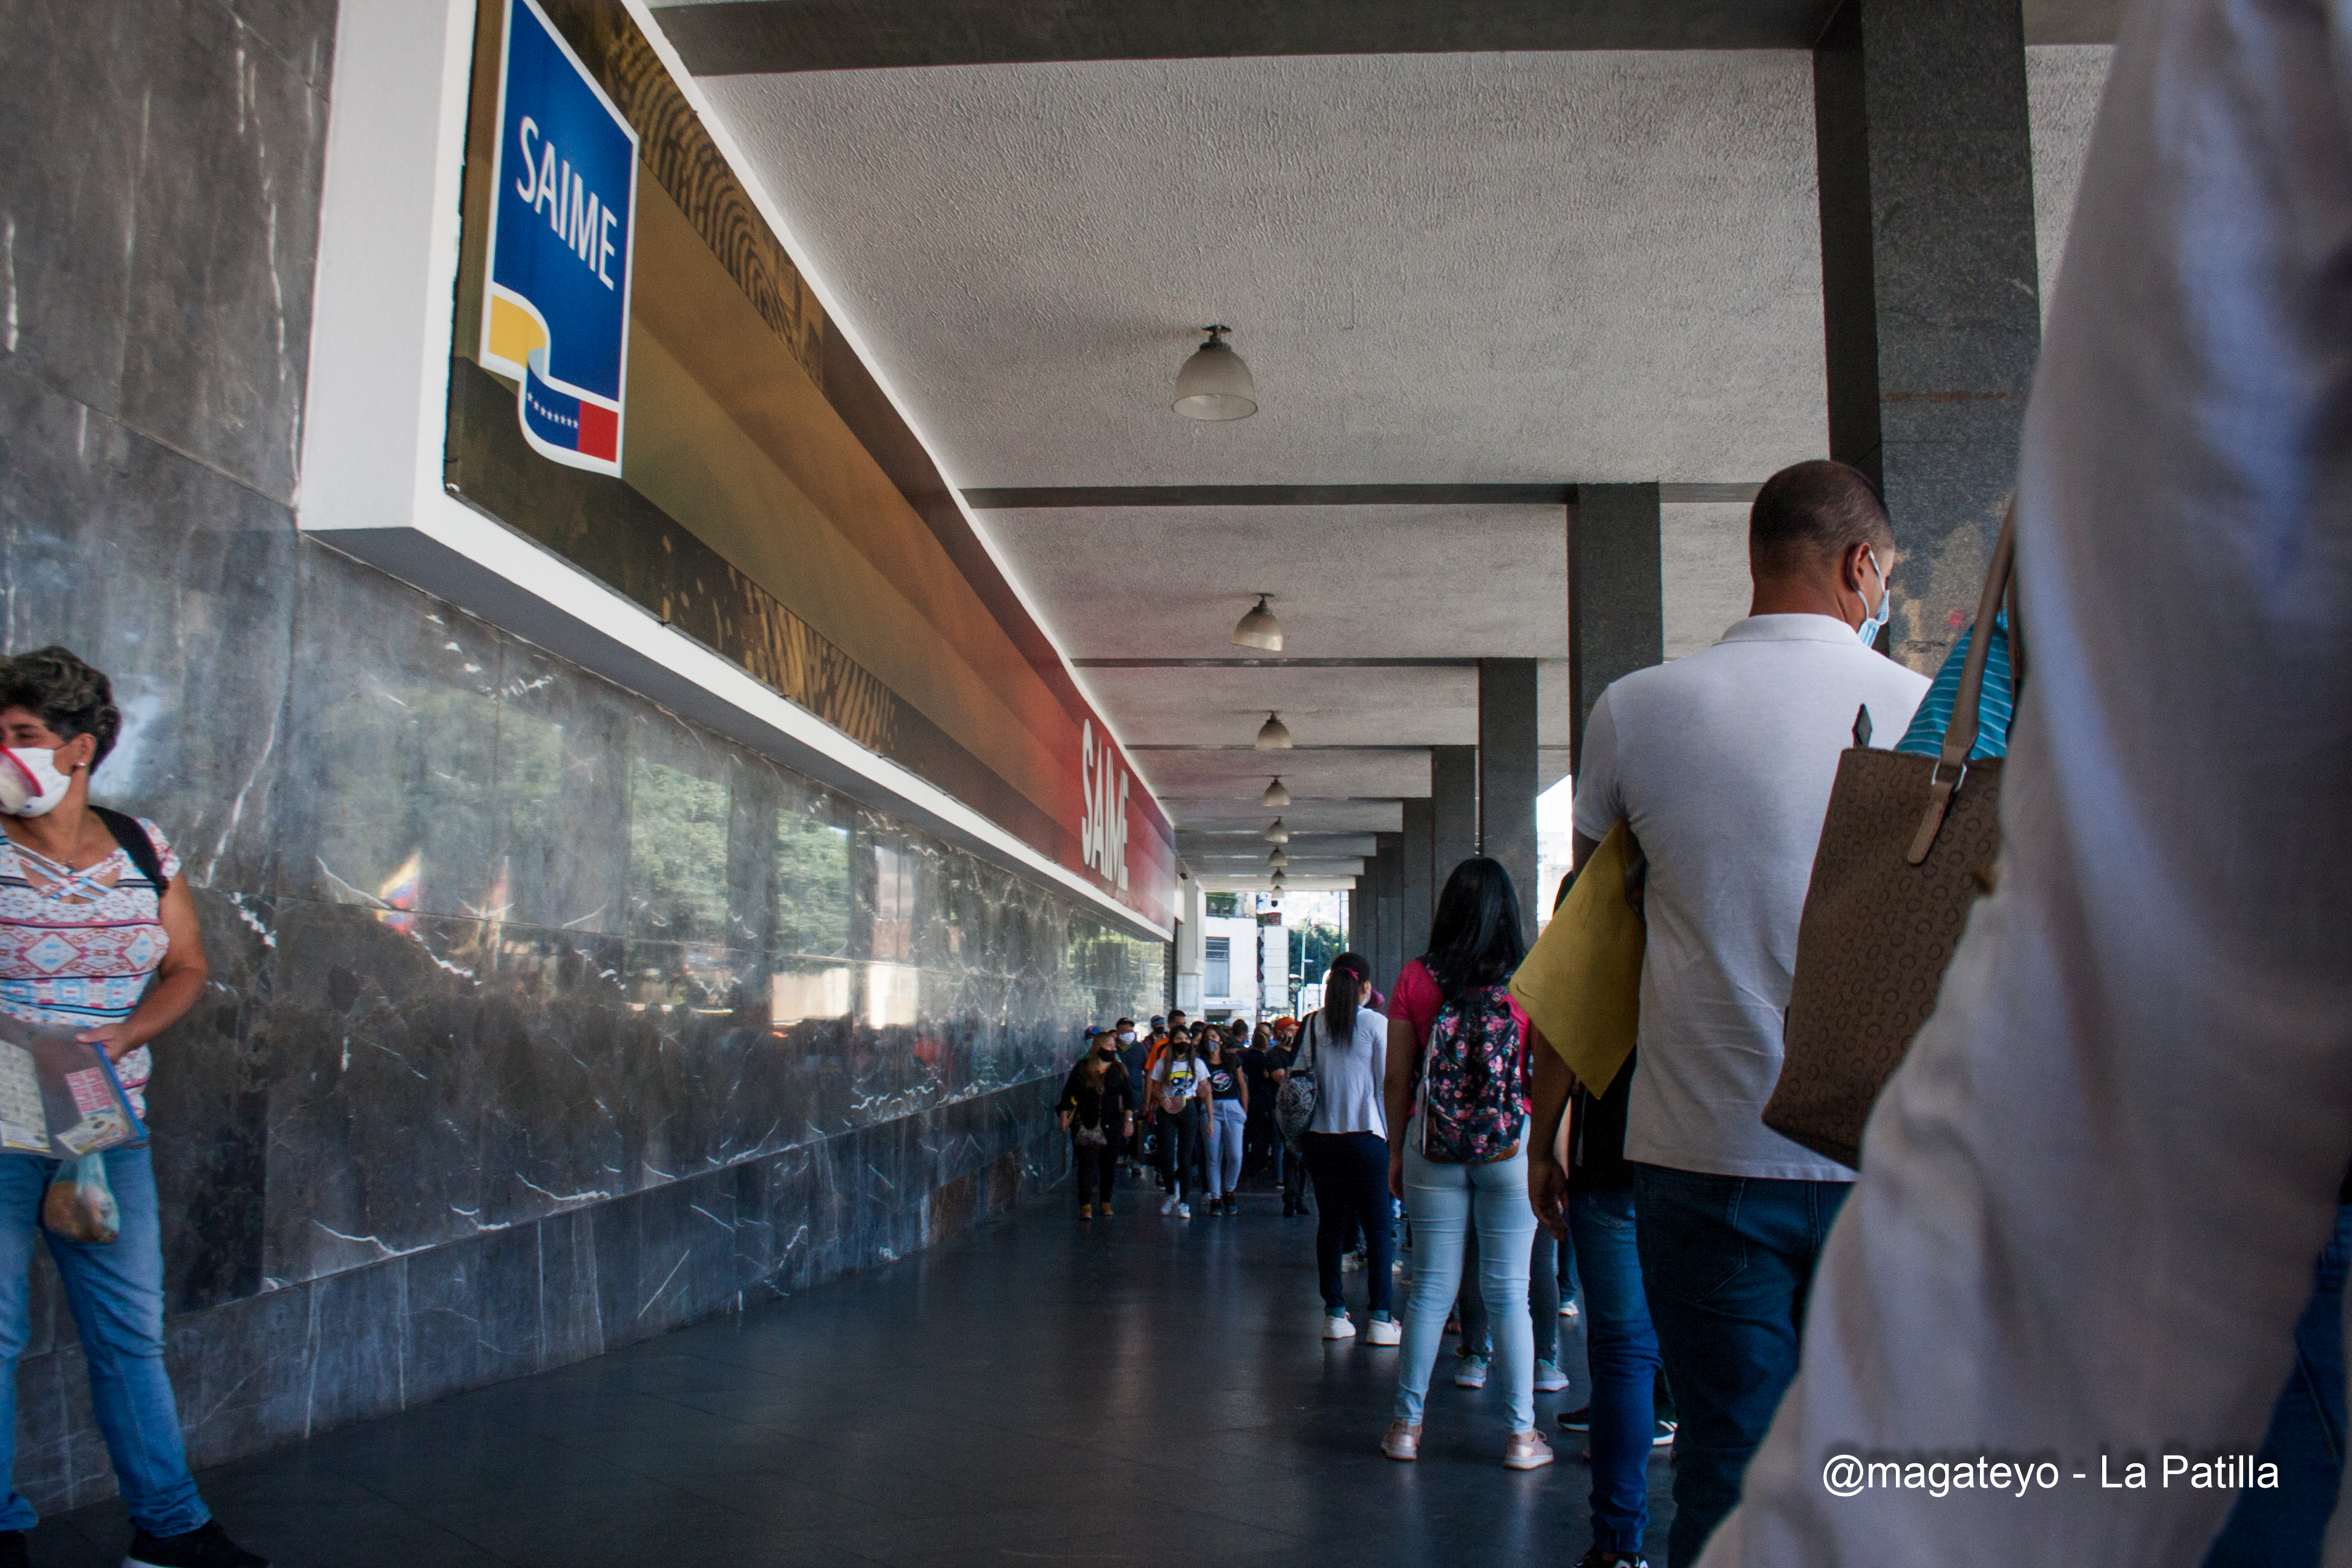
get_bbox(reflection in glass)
[627,756,728,942]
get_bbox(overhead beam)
[1074,657,1474,670]
[657,1,1844,76]
[963,483,1762,509]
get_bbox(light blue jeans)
[1208,1100,1248,1199]
[1395,1117,1537,1431]
[0,1146,208,1535]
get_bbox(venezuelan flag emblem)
[479,0,637,477]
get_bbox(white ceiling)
[676,40,2113,895]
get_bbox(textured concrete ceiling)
[666,33,2114,897]
[700,53,1828,488]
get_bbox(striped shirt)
[0,818,176,1117]
[1893,613,2014,762]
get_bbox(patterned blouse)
[0,818,176,1117]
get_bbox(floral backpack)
[1417,982,1525,1163]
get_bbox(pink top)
[1388,958,1529,1045]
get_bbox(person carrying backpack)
[1379,857,1549,1471]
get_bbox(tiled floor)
[32,1169,1673,1566]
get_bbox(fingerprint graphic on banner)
[479,0,638,476]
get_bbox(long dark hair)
[1422,857,1526,1002]
[1319,951,1372,1045]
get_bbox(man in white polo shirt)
[1572,460,1929,1566]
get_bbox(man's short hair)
[1749,460,1892,575]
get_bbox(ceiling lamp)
[1264,818,1290,843]
[1271,869,1288,889]
[1269,847,1289,869]
[1172,325,1257,421]
[1231,594,1283,652]
[1263,777,1290,809]
[1256,712,1292,750]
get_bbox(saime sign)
[479,0,638,475]
[1079,722,1130,893]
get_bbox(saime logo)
[1079,722,1130,893]
[479,0,638,476]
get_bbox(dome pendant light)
[1271,869,1288,890]
[1172,326,1258,421]
[1255,712,1292,750]
[1264,818,1290,844]
[1269,847,1289,869]
[1262,777,1290,809]
[1231,594,1283,652]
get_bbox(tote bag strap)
[1908,503,2018,864]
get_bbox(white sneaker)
[1323,1312,1357,1340]
[1161,1195,1177,1215]
[1365,1315,1402,1345]
[1560,1299,1579,1319]
[1455,1355,1490,1389]
[1176,1202,1192,1219]
[1341,1249,1366,1273]
[1534,1359,1570,1393]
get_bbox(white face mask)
[1119,1030,1135,1043]
[0,748,73,817]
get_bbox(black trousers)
[1164,1103,1206,1200]
[1072,1137,1116,1207]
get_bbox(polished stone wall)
[0,0,1160,1513]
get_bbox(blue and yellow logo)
[480,0,637,475]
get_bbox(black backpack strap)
[92,807,168,892]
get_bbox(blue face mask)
[1855,549,1892,647]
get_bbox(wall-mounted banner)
[1079,720,1131,894]
[479,0,638,475]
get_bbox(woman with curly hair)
[0,647,266,1568]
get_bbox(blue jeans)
[0,1146,207,1535]
[1208,1101,1247,1199]
[1572,1186,1662,1555]
[1397,1122,1537,1431]
[2204,1203,2352,1568]
[1632,1163,1848,1567]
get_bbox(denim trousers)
[1300,1131,1393,1317]
[1630,1162,1848,1567]
[2204,1203,2352,1568]
[1572,1185,1663,1555]
[1207,1101,1248,1199]
[1397,1123,1537,1431]
[0,1146,208,1535]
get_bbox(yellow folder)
[1509,821,1646,1096]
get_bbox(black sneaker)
[125,1520,269,1568]
[1558,1404,1592,1432]
[1574,1549,1648,1568]
[0,1530,24,1568]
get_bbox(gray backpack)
[1274,1018,1321,1146]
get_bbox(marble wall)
[0,0,1161,1513]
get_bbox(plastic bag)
[42,1153,120,1244]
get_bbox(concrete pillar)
[1174,877,1205,1013]
[1373,834,1405,995]
[1568,485,1664,773]
[1431,745,1478,889]
[1478,659,1541,935]
[1399,795,1436,964]
[1814,0,2040,673]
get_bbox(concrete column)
[1568,485,1664,773]
[1478,659,1541,935]
[1174,878,1205,1013]
[1373,834,1405,995]
[1814,0,2040,673]
[1399,795,1436,964]
[1431,745,1478,888]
